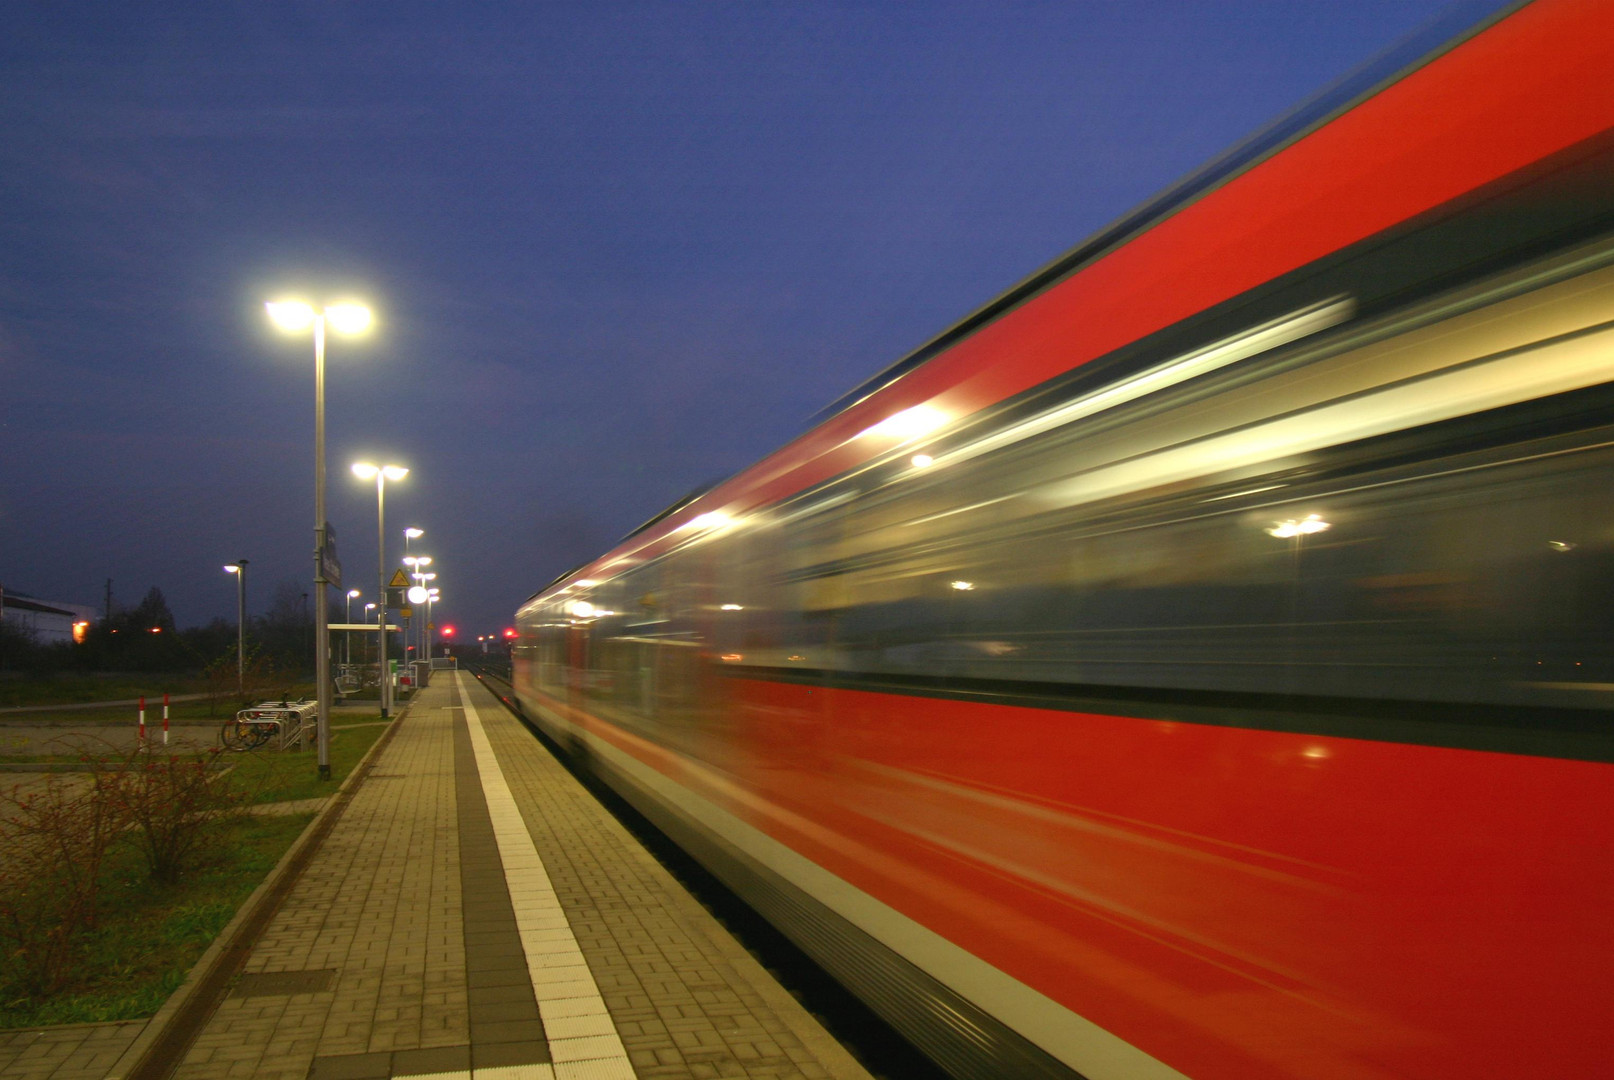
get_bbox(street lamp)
[353,462,408,720]
[345,589,361,665]
[223,560,248,695]
[402,529,423,658]
[267,298,373,781]
[413,560,435,661]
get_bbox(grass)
[0,716,392,1028]
[0,675,214,710]
[224,720,388,805]
[0,686,318,725]
[0,813,314,1028]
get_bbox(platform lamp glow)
[267,298,373,781]
[223,560,248,694]
[353,462,408,720]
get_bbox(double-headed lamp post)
[353,462,408,719]
[267,298,373,782]
[405,555,433,664]
[223,560,248,694]
[403,529,423,661]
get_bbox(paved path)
[0,696,212,716]
[0,1023,146,1080]
[155,671,869,1080]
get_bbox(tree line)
[1,581,344,677]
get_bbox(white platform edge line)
[455,673,636,1076]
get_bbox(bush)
[0,768,127,996]
[0,739,248,1000]
[109,744,248,884]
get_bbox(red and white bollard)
[138,695,146,743]
[163,692,170,746]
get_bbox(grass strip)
[0,813,313,1028]
[0,719,390,1028]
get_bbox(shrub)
[0,769,128,995]
[109,744,247,885]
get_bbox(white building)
[1,588,98,645]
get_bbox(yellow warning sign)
[388,569,410,588]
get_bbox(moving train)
[513,3,1614,1076]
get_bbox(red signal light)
[503,628,517,638]
[441,625,455,637]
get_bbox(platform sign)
[319,523,342,589]
[388,569,410,588]
[400,606,414,618]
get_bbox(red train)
[514,3,1614,1076]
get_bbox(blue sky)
[0,1,1508,633]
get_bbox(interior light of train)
[683,511,733,531]
[929,297,1354,475]
[1548,540,1577,552]
[1037,321,1614,513]
[950,580,976,591]
[911,454,935,468]
[720,653,744,662]
[1266,515,1331,538]
[567,600,596,617]
[720,603,744,610]
[861,404,949,441]
[573,579,598,588]
[1201,483,1287,503]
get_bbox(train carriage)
[514,3,1614,1076]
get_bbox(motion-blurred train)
[513,3,1614,1076]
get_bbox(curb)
[103,705,409,1080]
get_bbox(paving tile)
[143,676,870,1080]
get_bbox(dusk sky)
[2,0,1509,635]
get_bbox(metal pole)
[235,560,248,695]
[314,315,332,781]
[377,473,389,719]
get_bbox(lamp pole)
[267,299,373,781]
[345,589,361,665]
[404,528,422,669]
[364,603,377,667]
[354,463,407,718]
[224,560,248,695]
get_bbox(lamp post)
[403,529,422,663]
[345,589,361,665]
[426,589,439,659]
[223,560,248,695]
[406,556,433,666]
[267,299,373,781]
[363,603,377,666]
[353,462,408,719]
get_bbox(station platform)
[151,673,873,1080]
